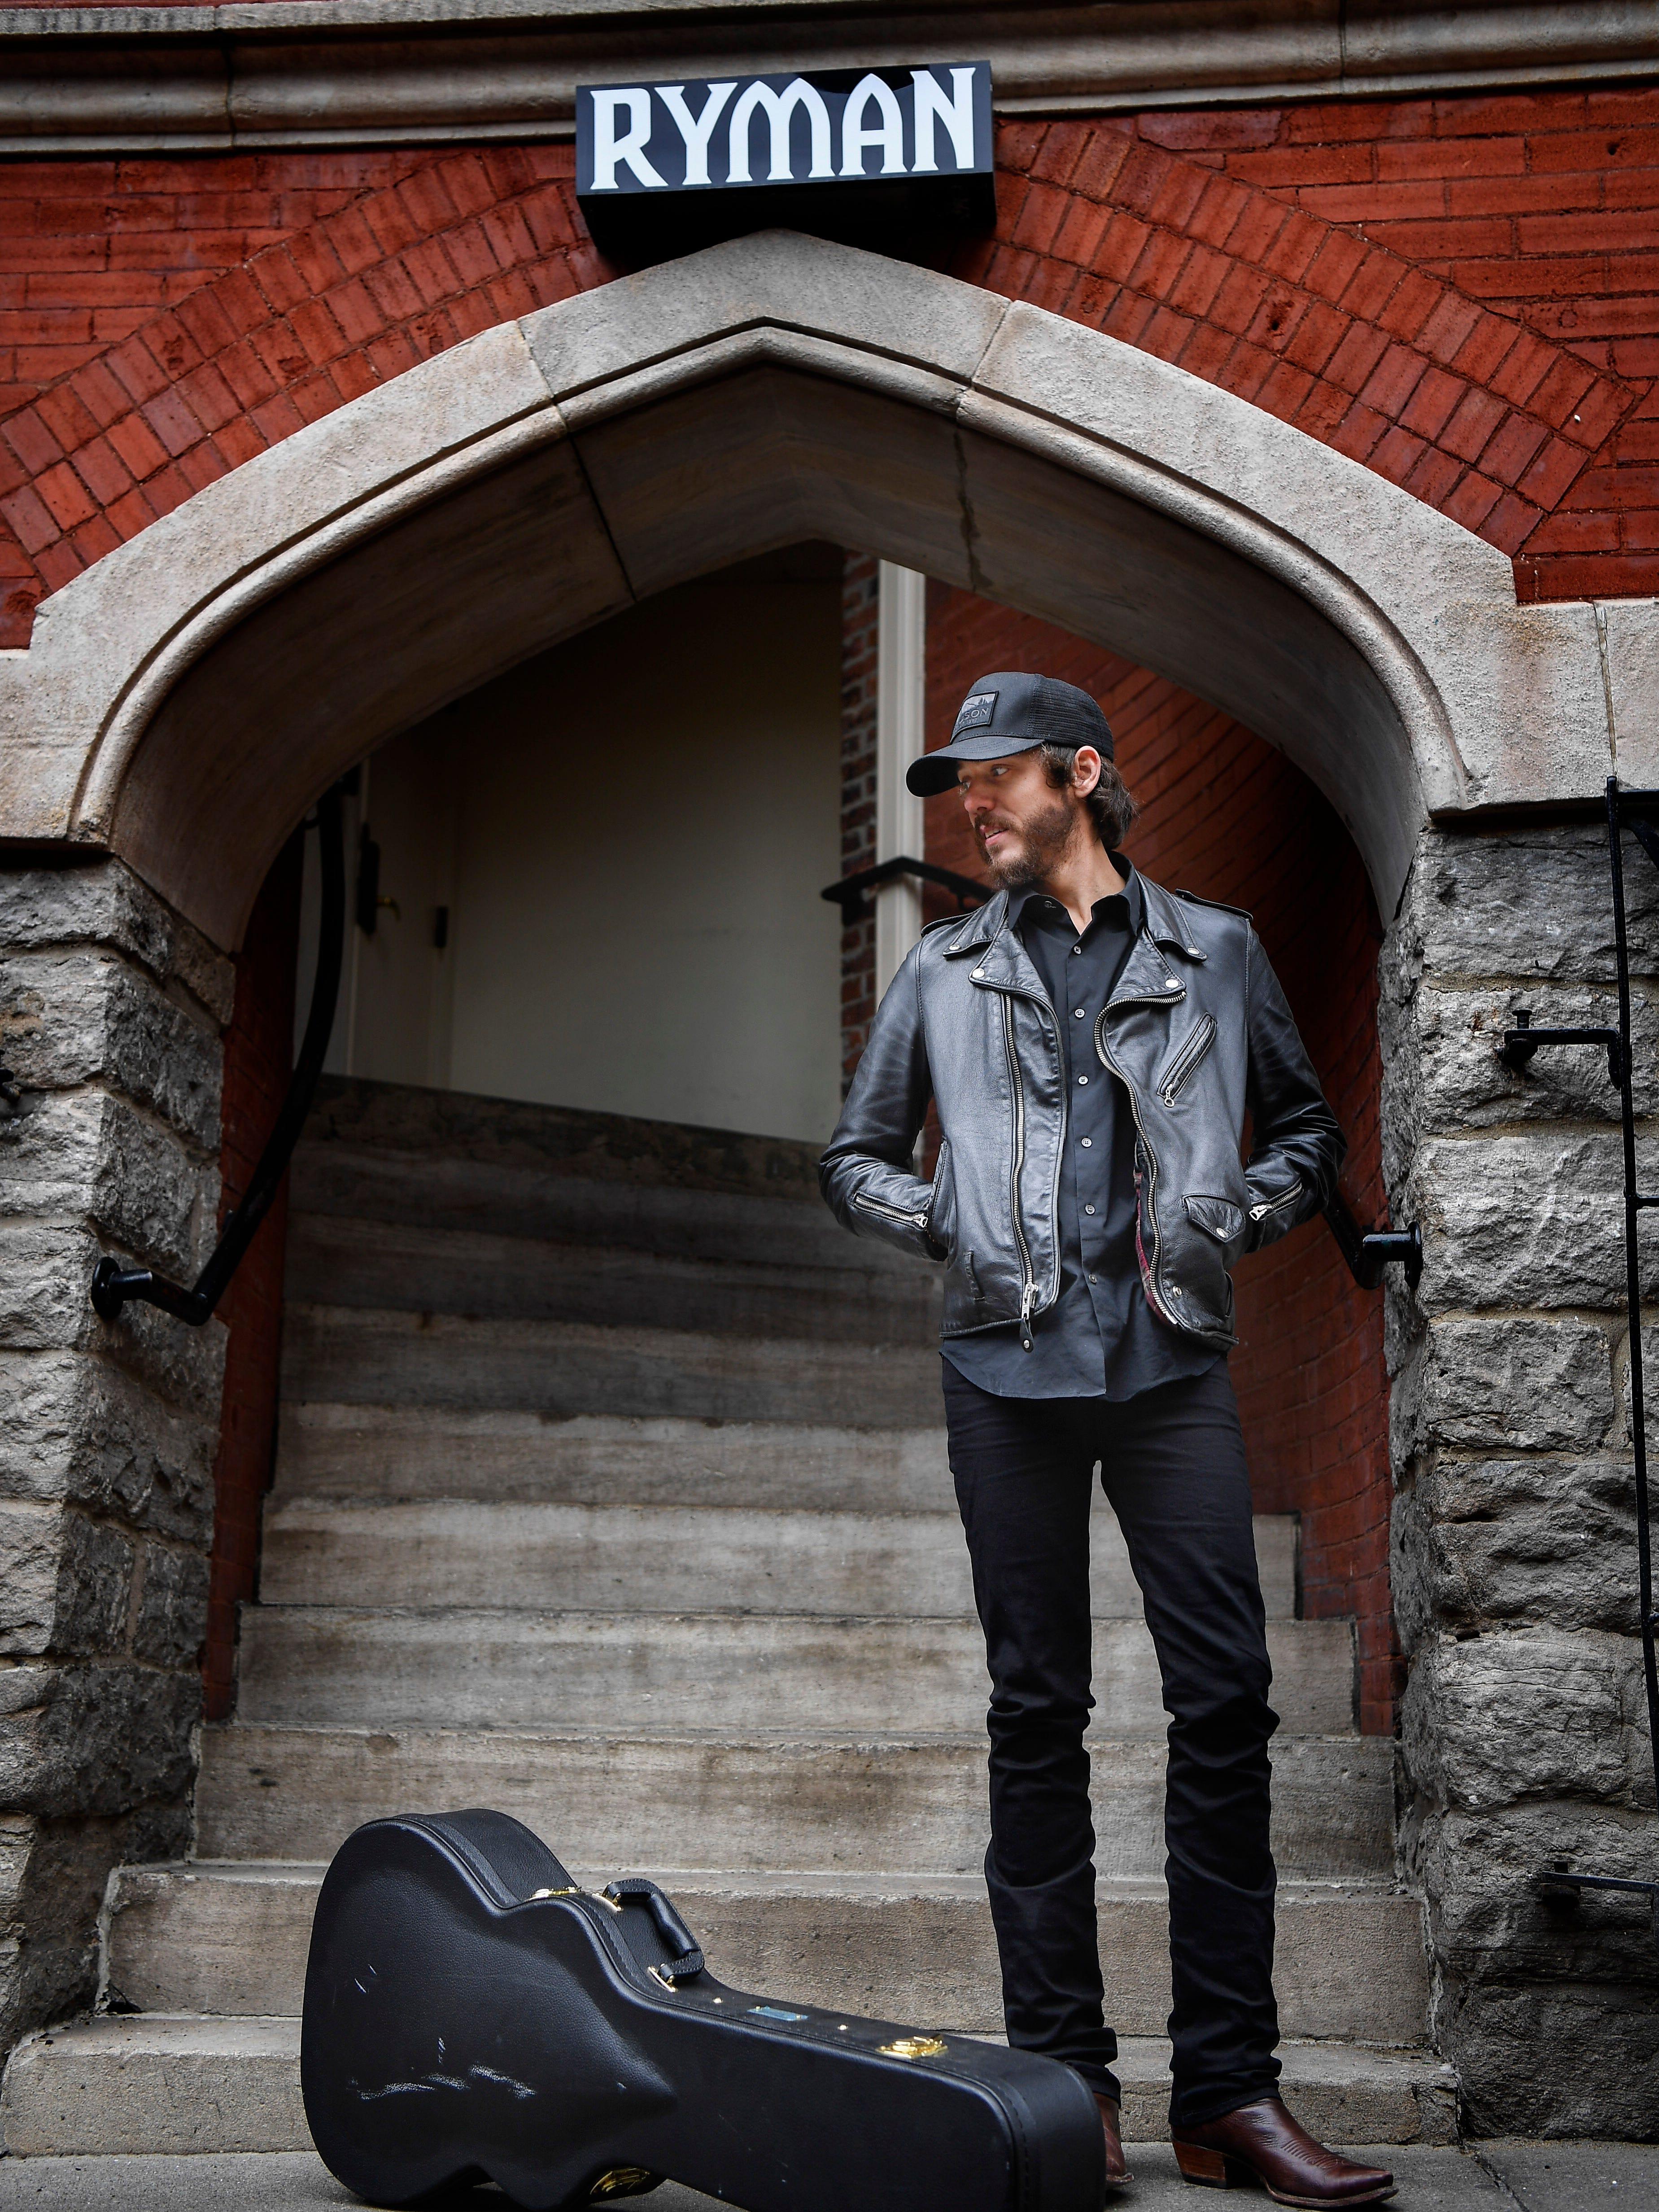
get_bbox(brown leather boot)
[1094,2093,1133,2189]
[1171,2098,1394,2206]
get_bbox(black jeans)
[941,1356,1281,2129]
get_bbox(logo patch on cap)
[953,690,998,734]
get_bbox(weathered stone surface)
[0,1351,214,1537]
[1392,1316,1615,1459]
[0,1506,135,1661]
[1407,1802,1659,2137]
[1393,1456,1640,1647]
[1410,1132,1659,1314]
[0,867,232,1027]
[1450,1979,1659,2141]
[1402,1627,1652,1814]
[0,950,222,1150]
[0,1805,189,2052]
[131,1544,210,1672]
[1391,826,1659,992]
[0,1091,217,1282]
[1379,977,1657,1149]
[0,1666,199,1820]
[0,1224,226,1416]
[1413,1801,1659,1985]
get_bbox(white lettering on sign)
[657,81,737,188]
[912,67,978,175]
[589,87,667,191]
[727,78,834,184]
[576,62,992,205]
[839,73,906,179]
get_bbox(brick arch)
[0,112,1643,664]
[0,145,604,648]
[950,119,1637,589]
[6,226,1561,957]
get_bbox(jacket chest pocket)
[1158,1013,1217,1106]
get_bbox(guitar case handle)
[603,1878,706,1984]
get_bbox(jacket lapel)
[947,892,1052,1006]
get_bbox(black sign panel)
[576,63,994,258]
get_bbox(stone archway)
[0,228,1625,953]
[1,226,1653,2138]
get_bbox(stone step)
[106,1862,1429,2048]
[273,1406,959,1512]
[285,1213,940,1346]
[195,1725,1395,1879]
[0,2016,1457,2156]
[289,1146,887,1275]
[279,1307,943,1427]
[255,1499,1301,1624]
[235,1608,1353,1736]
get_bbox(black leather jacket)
[819,875,1345,1351]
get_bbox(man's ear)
[1071,745,1104,798]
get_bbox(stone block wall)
[0,861,225,2047]
[1384,824,1659,2137]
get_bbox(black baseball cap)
[907,671,1115,798]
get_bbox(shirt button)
[1084,1204,1096,1215]
[1080,1137,1093,1148]
[1073,1008,1085,1019]
[1071,944,1082,955]
[1077,1075,1088,1085]
[1088,1273,1098,1284]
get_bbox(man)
[820,673,1395,2207]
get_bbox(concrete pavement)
[0,2142,1649,2209]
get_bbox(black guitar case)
[301,1808,1105,2212]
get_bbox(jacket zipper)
[1249,1180,1302,1224]
[1159,1013,1216,1106]
[854,1191,930,1228]
[1000,993,1040,1350]
[1095,1013,1180,1328]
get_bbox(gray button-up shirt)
[941,861,1222,1403]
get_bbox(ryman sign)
[576,63,994,257]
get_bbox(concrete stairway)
[0,1080,1454,2155]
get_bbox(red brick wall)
[957,92,1659,601]
[0,145,602,643]
[203,832,301,1722]
[4,87,1659,644]
[922,589,1395,1734]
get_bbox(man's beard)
[979,793,1079,888]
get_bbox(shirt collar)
[1009,856,1142,936]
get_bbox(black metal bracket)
[1498,1006,1626,1086]
[89,783,347,1329]
[821,855,988,926]
[1538,1869,1659,1901]
[1323,1189,1424,1293]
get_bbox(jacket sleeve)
[818,941,945,1264]
[1241,929,1346,1253]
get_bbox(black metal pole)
[90,783,346,1326]
[1607,778,1659,1815]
